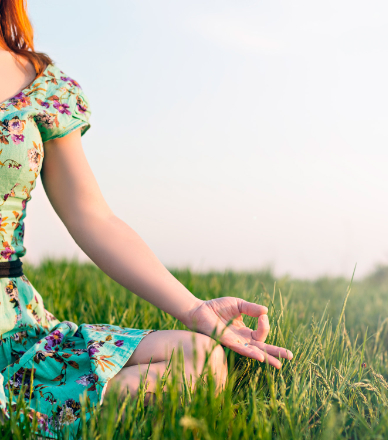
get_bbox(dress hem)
[0,323,157,439]
[98,329,156,406]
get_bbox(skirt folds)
[0,275,153,438]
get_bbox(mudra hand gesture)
[187,297,293,369]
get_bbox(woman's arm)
[41,130,293,367]
[41,129,201,325]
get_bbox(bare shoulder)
[0,50,37,103]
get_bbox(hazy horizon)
[24,0,388,280]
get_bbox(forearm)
[67,213,202,325]
[41,134,202,324]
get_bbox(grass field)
[3,259,388,439]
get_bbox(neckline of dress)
[0,63,54,108]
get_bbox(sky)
[25,0,388,279]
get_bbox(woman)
[0,1,293,437]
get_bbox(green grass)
[3,259,388,439]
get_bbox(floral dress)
[0,63,153,437]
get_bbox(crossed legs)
[104,330,228,404]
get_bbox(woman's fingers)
[261,352,283,369]
[222,332,288,368]
[253,341,293,360]
[228,341,265,362]
[220,329,265,362]
[214,300,293,368]
[251,314,270,342]
[227,341,283,369]
[238,299,268,317]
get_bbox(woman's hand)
[184,297,293,369]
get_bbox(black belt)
[0,259,24,278]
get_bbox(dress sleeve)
[36,83,91,143]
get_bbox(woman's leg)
[104,330,228,403]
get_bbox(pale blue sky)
[25,0,388,279]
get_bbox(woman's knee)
[208,343,228,388]
[124,330,228,391]
[184,333,228,387]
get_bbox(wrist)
[178,296,204,328]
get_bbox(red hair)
[0,0,53,77]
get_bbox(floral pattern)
[0,64,154,438]
[0,63,91,261]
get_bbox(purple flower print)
[1,247,15,260]
[38,100,50,109]
[9,92,31,109]
[87,343,97,356]
[11,134,24,144]
[8,117,26,135]
[114,340,124,347]
[13,92,26,100]
[88,345,100,356]
[44,329,64,351]
[76,102,87,113]
[3,116,26,144]
[5,367,36,398]
[86,340,105,357]
[61,76,82,89]
[70,79,81,88]
[53,100,71,115]
[76,371,96,386]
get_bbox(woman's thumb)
[251,314,270,342]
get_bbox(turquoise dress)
[0,63,152,437]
